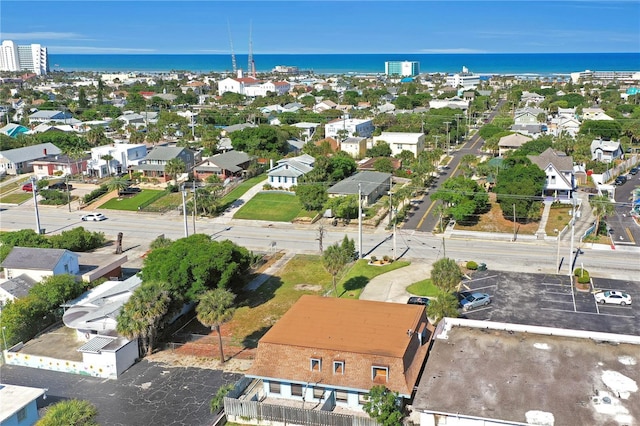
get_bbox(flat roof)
[413,321,640,425]
[259,295,424,357]
[0,384,45,422]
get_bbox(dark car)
[407,296,430,306]
[630,167,638,175]
[456,290,473,303]
[118,186,142,196]
[49,182,73,191]
[614,176,627,186]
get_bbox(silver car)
[81,213,107,221]
[460,292,491,311]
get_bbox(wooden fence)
[224,398,379,426]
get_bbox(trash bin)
[478,263,487,271]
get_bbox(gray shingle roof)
[0,274,37,299]
[1,247,76,270]
[0,143,62,163]
[328,171,391,196]
[205,151,251,171]
[144,146,187,161]
[528,147,573,172]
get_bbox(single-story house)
[267,154,315,190]
[591,139,623,163]
[412,318,640,426]
[0,384,45,426]
[327,171,391,206]
[30,153,89,179]
[27,110,73,124]
[528,148,576,201]
[194,150,253,180]
[0,122,29,138]
[498,133,533,157]
[324,118,374,139]
[242,295,430,413]
[0,142,62,175]
[1,247,80,284]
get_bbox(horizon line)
[48,51,640,55]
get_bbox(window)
[310,358,322,372]
[291,384,303,397]
[372,366,389,382]
[269,382,281,394]
[336,390,348,402]
[358,393,368,405]
[17,407,27,421]
[550,175,556,184]
[313,387,324,399]
[333,360,344,375]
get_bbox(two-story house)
[528,148,576,202]
[87,143,147,178]
[591,139,623,163]
[324,118,374,140]
[372,132,425,157]
[130,146,197,182]
[498,133,533,157]
[243,295,430,412]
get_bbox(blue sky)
[1,1,639,54]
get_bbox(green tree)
[590,195,615,237]
[229,125,288,155]
[426,292,460,324]
[363,385,403,426]
[126,93,146,112]
[78,87,89,109]
[107,176,130,193]
[430,176,488,223]
[323,243,350,297]
[430,258,462,293]
[366,141,392,157]
[373,157,394,173]
[116,281,171,356]
[36,399,99,426]
[340,234,356,260]
[210,384,234,413]
[196,288,236,363]
[329,152,357,181]
[494,160,546,222]
[295,183,328,211]
[165,158,186,184]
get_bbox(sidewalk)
[214,178,267,224]
[359,262,432,303]
[244,251,295,291]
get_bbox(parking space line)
[541,307,635,318]
[541,282,569,287]
[468,284,497,292]
[463,305,492,313]
[543,291,573,295]
[464,274,499,283]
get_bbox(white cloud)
[48,46,157,54]
[2,32,89,41]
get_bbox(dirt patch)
[294,284,322,291]
[455,194,540,235]
[146,349,253,373]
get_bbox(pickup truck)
[118,187,142,196]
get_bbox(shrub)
[49,227,106,251]
[466,261,478,270]
[383,255,391,262]
[83,184,109,204]
[38,189,68,205]
[577,275,591,284]
[370,255,377,262]
[574,268,590,284]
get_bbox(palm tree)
[116,282,171,356]
[590,195,615,237]
[107,176,130,194]
[164,158,186,185]
[101,154,114,176]
[426,292,460,324]
[196,289,235,363]
[323,243,350,297]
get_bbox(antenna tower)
[227,20,237,73]
[248,21,256,77]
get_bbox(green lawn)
[337,259,410,299]
[0,192,32,204]
[143,191,183,212]
[234,192,307,222]
[406,278,441,297]
[100,190,164,211]
[229,254,410,347]
[219,175,266,208]
[0,180,23,196]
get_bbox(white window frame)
[310,357,322,372]
[372,365,389,382]
[333,360,345,375]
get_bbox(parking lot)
[459,270,637,335]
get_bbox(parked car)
[81,213,107,221]
[118,186,142,196]
[407,296,430,306]
[456,290,473,303]
[49,182,73,191]
[594,290,632,306]
[614,175,627,186]
[22,182,34,192]
[460,292,491,311]
[630,167,639,175]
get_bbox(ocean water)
[49,53,640,75]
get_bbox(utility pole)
[555,229,561,274]
[31,176,42,234]
[445,122,451,154]
[192,180,197,235]
[512,204,517,242]
[434,135,440,150]
[568,197,577,280]
[358,183,363,260]
[181,186,189,238]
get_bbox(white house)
[528,148,576,201]
[428,97,469,110]
[87,143,147,178]
[244,81,291,97]
[291,122,320,141]
[520,91,545,105]
[267,154,315,189]
[582,107,614,121]
[372,132,425,157]
[217,71,261,96]
[445,66,480,90]
[591,139,623,163]
[324,118,374,139]
[27,109,73,124]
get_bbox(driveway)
[359,262,432,303]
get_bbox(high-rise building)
[0,40,49,75]
[385,61,420,77]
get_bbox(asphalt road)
[0,360,241,426]
[405,100,506,232]
[611,170,640,246]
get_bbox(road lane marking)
[416,161,463,230]
[625,227,635,243]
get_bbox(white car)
[81,213,107,221]
[594,290,632,306]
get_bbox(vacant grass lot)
[0,192,32,204]
[545,204,573,235]
[228,255,410,347]
[233,192,308,222]
[100,190,164,210]
[454,195,540,235]
[219,175,266,208]
[406,278,440,297]
[143,191,183,212]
